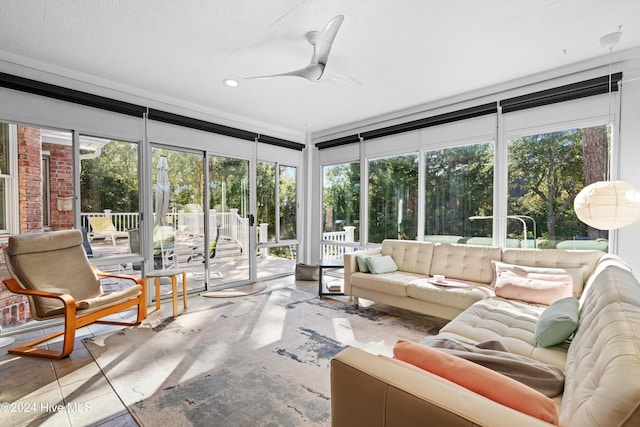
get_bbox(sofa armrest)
[343,248,381,295]
[331,347,554,427]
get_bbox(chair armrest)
[90,266,146,308]
[3,277,77,319]
[91,265,143,285]
[3,277,76,302]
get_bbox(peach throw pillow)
[393,340,558,425]
[494,269,573,305]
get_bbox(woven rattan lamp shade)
[574,180,640,230]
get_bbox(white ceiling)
[1,0,640,142]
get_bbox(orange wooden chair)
[2,229,146,359]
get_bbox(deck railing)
[81,211,359,261]
[81,209,247,254]
[80,210,140,232]
[321,226,357,260]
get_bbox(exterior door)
[208,154,254,287]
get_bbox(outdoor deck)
[88,235,297,295]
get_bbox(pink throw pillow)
[494,269,573,305]
[393,340,559,425]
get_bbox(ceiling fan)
[246,15,346,82]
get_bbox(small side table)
[318,259,345,298]
[145,269,187,317]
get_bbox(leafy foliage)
[508,130,586,241]
[425,143,494,236]
[80,140,139,213]
[368,154,419,242]
[323,163,360,238]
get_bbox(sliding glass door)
[256,161,298,279]
[151,146,206,294]
[208,154,252,286]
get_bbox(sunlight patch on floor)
[248,288,290,349]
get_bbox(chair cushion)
[7,229,82,255]
[5,230,102,319]
[76,284,142,311]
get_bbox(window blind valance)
[315,73,623,150]
[0,72,304,150]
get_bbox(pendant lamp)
[574,180,640,230]
[573,29,640,231]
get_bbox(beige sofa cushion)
[438,297,568,369]
[350,271,426,297]
[407,279,494,311]
[380,239,434,275]
[430,243,502,284]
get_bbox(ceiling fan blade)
[321,71,362,87]
[245,15,345,83]
[313,15,344,65]
[245,63,325,82]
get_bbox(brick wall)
[0,282,29,328]
[17,125,43,234]
[43,142,74,230]
[0,127,75,328]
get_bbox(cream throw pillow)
[494,269,573,305]
[492,261,586,297]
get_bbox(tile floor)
[0,276,338,427]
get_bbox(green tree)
[80,140,139,214]
[368,154,418,242]
[151,149,204,212]
[209,156,248,215]
[508,130,584,241]
[257,162,276,241]
[425,143,493,236]
[323,162,360,237]
[279,165,297,240]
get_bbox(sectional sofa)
[344,239,601,320]
[332,239,640,426]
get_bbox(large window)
[322,161,360,258]
[507,124,609,251]
[279,165,297,241]
[80,135,140,242]
[425,142,494,245]
[256,161,298,268]
[257,161,276,242]
[369,154,419,243]
[257,161,297,242]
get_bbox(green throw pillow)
[356,255,372,273]
[535,297,579,347]
[366,255,398,274]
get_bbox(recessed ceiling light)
[223,79,239,87]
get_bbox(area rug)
[200,281,267,298]
[84,288,447,426]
